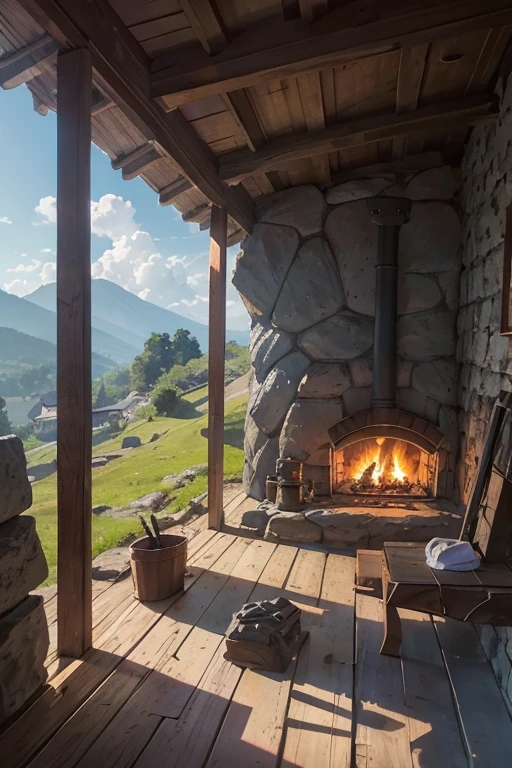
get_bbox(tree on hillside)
[130,332,175,390]
[130,330,202,391]
[0,397,12,437]
[95,380,109,408]
[171,329,201,366]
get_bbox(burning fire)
[352,438,409,486]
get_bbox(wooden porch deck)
[4,490,512,768]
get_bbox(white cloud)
[35,196,56,224]
[0,216,12,224]
[7,193,249,330]
[7,259,41,274]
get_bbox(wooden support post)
[207,205,227,530]
[56,48,93,658]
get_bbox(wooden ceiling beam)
[0,35,59,88]
[159,177,193,205]
[17,0,254,234]
[219,93,497,181]
[330,151,446,183]
[151,1,512,106]
[176,1,266,153]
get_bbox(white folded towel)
[425,538,481,571]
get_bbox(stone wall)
[0,435,48,725]
[458,75,512,716]
[233,173,461,501]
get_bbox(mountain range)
[0,279,249,369]
[0,327,116,380]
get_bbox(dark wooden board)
[384,543,437,585]
[434,617,512,766]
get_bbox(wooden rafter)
[179,0,227,55]
[222,90,266,151]
[18,0,254,234]
[182,203,210,223]
[122,148,161,180]
[111,143,156,170]
[0,34,59,88]
[159,177,193,205]
[219,93,497,181]
[176,0,266,152]
[299,0,329,25]
[151,1,512,106]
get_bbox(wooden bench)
[380,541,512,656]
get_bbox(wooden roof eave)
[15,0,255,235]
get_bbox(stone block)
[250,437,280,501]
[399,203,461,273]
[0,596,48,724]
[398,273,442,315]
[342,386,372,414]
[325,200,378,316]
[273,237,345,332]
[265,512,322,543]
[348,357,372,387]
[250,351,311,435]
[305,509,371,548]
[437,270,460,313]
[299,310,374,361]
[0,516,48,616]
[249,321,295,382]
[232,223,299,319]
[244,413,267,465]
[91,547,130,581]
[256,185,325,236]
[398,359,414,388]
[0,436,32,523]
[326,177,393,205]
[280,399,344,459]
[398,309,456,360]
[405,165,458,200]
[298,362,351,398]
[121,436,141,449]
[411,360,459,406]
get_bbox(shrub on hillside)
[151,376,182,417]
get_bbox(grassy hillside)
[29,385,247,585]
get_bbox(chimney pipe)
[366,197,411,409]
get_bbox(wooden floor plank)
[71,540,275,768]
[134,544,297,768]
[354,593,413,768]
[400,610,467,768]
[206,549,326,768]
[434,616,512,767]
[0,532,235,768]
[282,554,355,768]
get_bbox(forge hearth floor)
[226,493,462,549]
[8,487,511,768]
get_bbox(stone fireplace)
[233,170,461,506]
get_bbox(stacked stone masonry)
[0,435,48,725]
[233,174,461,501]
[458,74,512,717]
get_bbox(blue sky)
[0,85,248,330]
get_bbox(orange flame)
[351,439,409,485]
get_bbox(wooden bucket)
[129,534,187,601]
